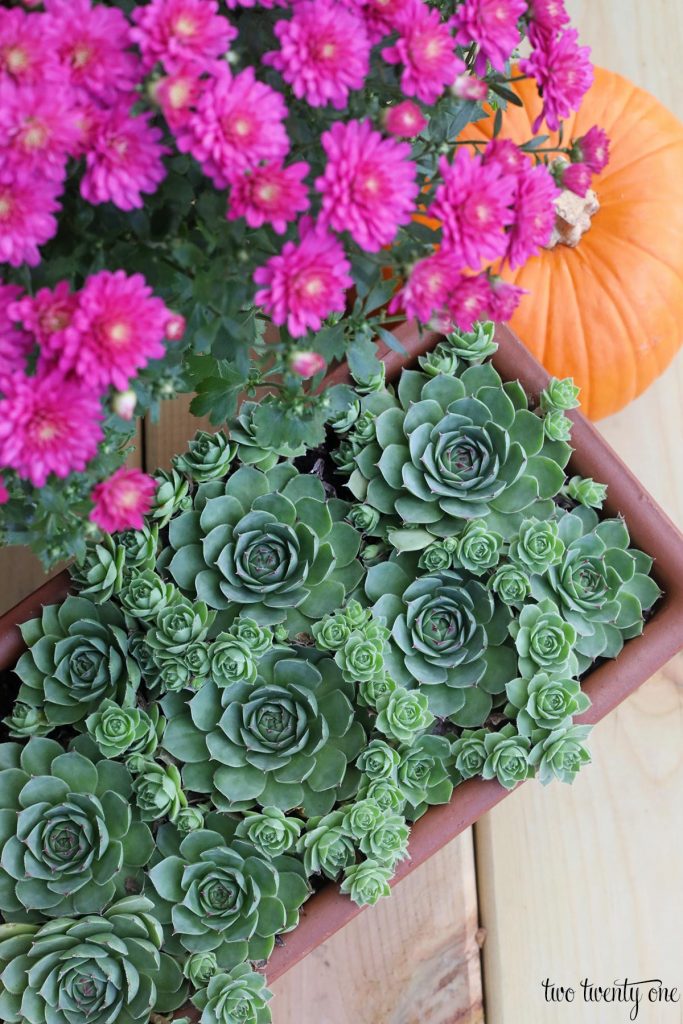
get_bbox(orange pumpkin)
[456,67,683,420]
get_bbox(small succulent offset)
[192,963,273,1024]
[173,430,236,482]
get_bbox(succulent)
[343,362,567,549]
[118,524,159,572]
[508,518,565,574]
[235,808,303,858]
[132,759,187,821]
[539,376,580,413]
[446,321,498,363]
[151,468,192,527]
[396,734,454,811]
[161,648,365,815]
[356,739,400,781]
[505,673,591,736]
[0,896,187,1024]
[509,598,578,679]
[184,951,219,988]
[228,616,274,657]
[176,805,207,833]
[341,798,384,840]
[358,813,410,867]
[357,672,397,709]
[0,738,153,918]
[481,725,533,789]
[69,534,125,604]
[298,810,356,878]
[174,430,237,482]
[192,963,273,1024]
[334,625,388,684]
[356,776,405,813]
[374,687,434,745]
[148,821,309,967]
[167,464,364,631]
[227,399,306,470]
[152,640,212,693]
[528,724,592,784]
[543,408,573,442]
[450,729,488,780]
[209,634,257,687]
[565,475,608,509]
[350,359,385,394]
[312,610,352,651]
[85,699,162,759]
[488,563,531,607]
[340,859,393,906]
[418,339,460,377]
[2,703,51,737]
[118,568,177,622]
[145,595,215,655]
[454,518,503,575]
[328,397,360,433]
[14,596,140,727]
[346,503,381,533]
[418,539,455,572]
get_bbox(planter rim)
[2,321,683,987]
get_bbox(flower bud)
[165,312,186,341]
[383,100,427,138]
[451,74,488,100]
[112,389,137,421]
[289,350,326,377]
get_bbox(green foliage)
[192,963,273,1024]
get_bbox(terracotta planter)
[2,323,683,993]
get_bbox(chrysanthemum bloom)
[8,281,77,366]
[153,64,203,130]
[80,106,169,211]
[0,283,32,380]
[486,275,525,322]
[382,4,463,105]
[89,467,157,533]
[556,160,591,197]
[264,0,370,110]
[483,138,529,175]
[0,8,62,85]
[429,148,516,270]
[289,350,327,377]
[0,169,61,267]
[0,369,103,487]
[389,250,460,324]
[571,125,610,174]
[447,272,492,331]
[174,65,290,187]
[351,0,415,43]
[452,0,527,74]
[65,270,171,391]
[315,119,418,252]
[0,80,80,180]
[451,73,488,100]
[224,0,287,8]
[253,217,353,337]
[228,161,310,234]
[504,160,559,268]
[520,27,593,131]
[526,0,569,35]
[384,100,427,138]
[131,0,237,73]
[45,0,141,105]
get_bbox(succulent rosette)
[566,475,608,509]
[529,724,592,785]
[366,556,516,722]
[509,599,579,679]
[69,535,125,604]
[184,951,219,988]
[540,377,581,413]
[192,963,273,1024]
[488,563,532,607]
[356,776,405,813]
[447,322,498,364]
[2,703,51,738]
[228,616,274,657]
[299,810,356,878]
[148,820,309,968]
[374,688,434,745]
[118,524,159,572]
[341,798,384,840]
[0,896,187,1024]
[356,739,401,781]
[174,430,237,482]
[118,568,177,623]
[235,808,302,859]
[145,595,215,655]
[161,648,365,815]
[151,468,192,527]
[209,634,258,687]
[418,339,460,377]
[454,519,503,575]
[0,739,153,919]
[418,539,455,572]
[358,813,410,867]
[132,759,187,821]
[167,465,363,631]
[396,734,454,813]
[505,673,591,736]
[481,725,533,790]
[340,859,393,906]
[228,400,307,471]
[85,699,163,759]
[450,729,488,781]
[508,518,565,575]
[13,596,140,727]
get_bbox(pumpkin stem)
[545,188,600,249]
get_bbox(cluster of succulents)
[0,325,660,1024]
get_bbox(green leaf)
[149,856,185,902]
[255,895,287,937]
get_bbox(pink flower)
[526,0,569,35]
[265,1,370,110]
[64,270,171,391]
[557,160,591,197]
[382,4,463,105]
[389,250,461,324]
[0,169,61,267]
[572,125,610,174]
[505,160,559,268]
[0,80,80,181]
[356,0,416,43]
[430,148,516,270]
[89,467,156,533]
[384,100,427,138]
[451,73,488,100]
[154,65,203,130]
[0,369,103,487]
[45,0,141,105]
[165,313,186,340]
[228,161,310,234]
[447,273,492,331]
[131,0,237,73]
[253,217,352,338]
[80,106,169,211]
[175,65,290,187]
[486,276,524,321]
[224,0,287,8]
[483,138,529,175]
[520,27,593,132]
[315,119,418,252]
[289,350,327,377]
[8,281,77,366]
[0,283,32,380]
[0,8,62,85]
[452,0,527,74]
[112,390,138,421]
[0,476,8,504]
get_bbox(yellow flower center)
[23,121,48,150]
[6,47,28,73]
[0,193,12,219]
[72,44,92,69]
[174,15,197,37]
[108,322,130,345]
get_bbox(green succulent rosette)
[334,625,388,684]
[0,738,153,919]
[161,648,365,815]
[543,408,573,442]
[374,687,434,745]
[481,724,533,789]
[396,734,454,815]
[356,739,400,781]
[508,517,565,575]
[529,724,592,784]
[488,563,531,607]
[227,399,306,471]
[235,807,303,859]
[446,321,498,363]
[450,729,488,781]
[341,797,384,840]
[176,805,207,834]
[454,518,503,575]
[505,673,591,736]
[356,776,405,813]
[418,539,455,572]
[174,429,237,482]
[13,596,140,727]
[167,464,364,631]
[329,397,360,433]
[192,963,273,1024]
[366,557,516,722]
[85,699,163,759]
[148,820,309,968]
[566,475,608,509]
[209,634,257,687]
[0,895,187,1024]
[151,467,192,527]
[152,640,211,694]
[342,360,568,549]
[539,376,580,413]
[531,510,661,670]
[132,758,187,821]
[418,339,460,377]
[118,568,177,623]
[298,810,356,878]
[2,703,51,738]
[145,594,215,655]
[69,534,125,604]
[346,503,381,534]
[118,524,159,572]
[228,616,273,657]
[184,950,219,988]
[340,859,393,906]
[357,672,397,710]
[509,598,578,679]
[358,812,410,867]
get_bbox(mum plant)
[0,0,607,564]
[0,326,661,1024]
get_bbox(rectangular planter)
[1,323,683,988]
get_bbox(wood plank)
[270,830,483,1024]
[478,4,683,1021]
[144,395,213,471]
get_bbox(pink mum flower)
[384,100,427,138]
[447,273,492,332]
[175,65,290,187]
[356,0,416,43]
[0,169,61,267]
[81,106,169,211]
[224,0,287,8]
[89,467,156,533]
[154,64,203,130]
[483,138,529,176]
[572,125,610,174]
[505,160,559,268]
[526,0,569,35]
[487,276,525,322]
[315,119,418,252]
[452,0,527,74]
[382,4,463,105]
[389,250,461,324]
[451,73,488,100]
[0,369,103,487]
[0,283,33,380]
[228,161,310,235]
[131,0,237,73]
[265,0,370,110]
[0,80,80,181]
[520,27,593,132]
[0,8,62,85]
[557,160,591,197]
[8,281,79,379]
[64,270,171,391]
[430,148,516,270]
[253,218,352,338]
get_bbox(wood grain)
[478,4,683,1022]
[270,831,484,1024]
